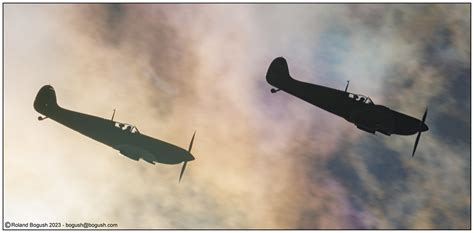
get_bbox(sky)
[4,4,470,229]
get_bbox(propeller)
[179,161,187,183]
[412,108,428,157]
[188,131,196,152]
[179,131,196,183]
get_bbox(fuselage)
[266,57,428,136]
[34,85,194,165]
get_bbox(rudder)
[266,57,293,87]
[34,85,59,115]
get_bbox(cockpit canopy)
[348,93,374,105]
[114,122,140,134]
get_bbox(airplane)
[34,85,195,182]
[266,57,429,156]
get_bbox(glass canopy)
[348,93,374,105]
[114,122,140,134]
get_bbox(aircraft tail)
[266,57,294,88]
[34,85,59,115]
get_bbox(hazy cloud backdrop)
[4,4,470,229]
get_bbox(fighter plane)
[266,57,429,156]
[34,85,195,182]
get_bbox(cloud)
[4,4,470,229]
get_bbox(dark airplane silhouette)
[34,85,195,182]
[266,57,429,156]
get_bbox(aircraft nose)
[421,123,429,132]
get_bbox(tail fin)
[34,85,59,115]
[266,57,293,87]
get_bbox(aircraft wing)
[116,144,157,164]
